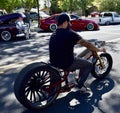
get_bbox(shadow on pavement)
[105,42,120,53]
[23,77,114,113]
[0,69,25,113]
[0,30,119,113]
[0,32,51,67]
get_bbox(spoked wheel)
[91,53,113,79]
[86,23,94,31]
[14,62,61,110]
[49,24,57,31]
[1,30,12,41]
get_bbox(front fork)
[93,51,104,68]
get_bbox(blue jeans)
[68,57,93,88]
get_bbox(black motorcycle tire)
[91,53,113,79]
[14,62,61,111]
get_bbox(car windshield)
[99,12,119,17]
[103,13,112,17]
[70,14,80,20]
[49,15,59,20]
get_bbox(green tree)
[98,0,116,12]
[0,0,36,13]
[115,0,120,13]
[59,0,81,12]
[50,0,62,14]
[93,0,120,13]
[79,0,94,16]
[21,0,36,11]
[0,0,21,13]
[58,0,94,16]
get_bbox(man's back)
[49,28,81,69]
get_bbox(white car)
[30,11,50,21]
[99,12,120,25]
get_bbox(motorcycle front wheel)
[91,53,113,79]
[14,62,61,111]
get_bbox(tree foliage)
[50,0,62,14]
[58,0,94,16]
[94,0,120,13]
[21,0,36,11]
[0,0,120,14]
[0,0,36,13]
[79,0,94,16]
[0,0,21,13]
[59,0,80,12]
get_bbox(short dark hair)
[57,13,70,26]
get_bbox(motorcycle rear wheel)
[91,53,113,79]
[14,62,61,111]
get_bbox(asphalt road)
[0,25,120,69]
[0,25,120,113]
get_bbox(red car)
[90,12,100,17]
[39,13,99,31]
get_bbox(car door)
[70,14,85,31]
[113,12,120,23]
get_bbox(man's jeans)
[68,57,93,88]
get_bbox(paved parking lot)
[0,24,120,113]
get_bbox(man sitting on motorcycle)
[49,13,105,89]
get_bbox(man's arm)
[77,39,105,52]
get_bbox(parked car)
[30,11,50,21]
[0,13,29,41]
[90,12,100,17]
[39,13,99,31]
[99,12,120,25]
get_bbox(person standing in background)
[24,9,31,33]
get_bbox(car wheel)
[1,30,12,41]
[105,21,110,25]
[49,24,57,31]
[86,23,94,31]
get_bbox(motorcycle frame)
[45,48,103,94]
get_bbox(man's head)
[57,13,71,29]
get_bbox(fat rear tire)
[14,62,61,110]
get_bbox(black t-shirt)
[23,12,30,23]
[49,28,82,69]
